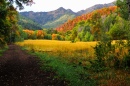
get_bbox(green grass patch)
[0,46,8,57]
[18,44,130,86]
[33,52,97,86]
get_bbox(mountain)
[19,2,114,29]
[42,14,75,28]
[19,7,76,29]
[77,2,114,15]
[18,15,42,30]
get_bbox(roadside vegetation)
[0,46,8,57]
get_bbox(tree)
[71,29,77,42]
[8,0,34,10]
[127,0,130,14]
[89,35,94,41]
[36,30,45,39]
[15,25,27,41]
[116,0,129,20]
[52,34,57,40]
[0,0,34,46]
[104,13,117,31]
[109,16,128,40]
[89,11,102,40]
[0,0,11,46]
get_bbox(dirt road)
[0,44,67,86]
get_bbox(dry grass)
[16,40,96,51]
[16,40,97,58]
[93,69,130,86]
[16,40,97,65]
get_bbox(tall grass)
[16,40,96,52]
[16,40,97,65]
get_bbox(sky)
[19,0,116,12]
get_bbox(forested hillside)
[19,7,75,29]
[56,6,117,32]
[42,14,75,28]
[19,2,114,29]
[18,15,42,30]
[21,6,117,41]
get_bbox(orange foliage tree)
[36,30,45,39]
[56,6,117,33]
[52,34,57,40]
[23,30,35,39]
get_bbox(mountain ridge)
[19,2,114,29]
[77,2,114,15]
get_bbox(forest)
[0,0,130,86]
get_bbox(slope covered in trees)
[19,7,75,29]
[18,15,42,30]
[19,2,114,29]
[20,6,118,42]
[42,14,75,28]
[56,6,117,32]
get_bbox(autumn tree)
[0,0,33,47]
[52,34,57,40]
[36,30,45,39]
[23,30,36,39]
[89,11,102,40]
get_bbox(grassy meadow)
[16,40,97,64]
[16,40,96,53]
[16,40,130,86]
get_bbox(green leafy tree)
[71,29,77,42]
[0,0,10,46]
[109,16,128,39]
[44,34,52,40]
[89,35,94,41]
[9,0,34,10]
[104,13,117,31]
[0,0,34,46]
[84,31,91,41]
[15,26,27,41]
[65,30,71,41]
[75,23,91,41]
[116,0,129,20]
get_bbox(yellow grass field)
[16,40,130,85]
[16,40,97,59]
